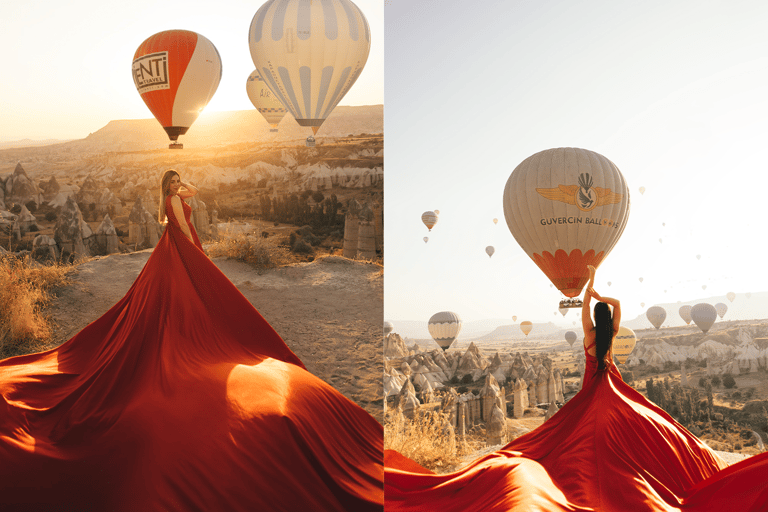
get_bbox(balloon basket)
[306,136,316,147]
[169,142,184,150]
[559,298,583,308]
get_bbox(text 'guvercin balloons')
[248,0,371,137]
[428,312,462,351]
[246,70,288,132]
[503,148,630,298]
[133,30,222,149]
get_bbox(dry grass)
[0,255,74,358]
[207,234,292,270]
[384,408,483,473]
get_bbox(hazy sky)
[384,0,768,327]
[0,0,383,141]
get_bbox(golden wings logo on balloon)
[536,173,623,212]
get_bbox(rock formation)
[95,214,119,255]
[53,197,89,259]
[384,332,409,359]
[5,163,42,206]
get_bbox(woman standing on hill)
[0,169,383,511]
[581,264,622,386]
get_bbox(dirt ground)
[46,249,384,423]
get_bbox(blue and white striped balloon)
[248,0,371,134]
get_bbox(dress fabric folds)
[0,195,383,511]
[385,346,768,511]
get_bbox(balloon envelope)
[422,211,438,231]
[520,321,533,336]
[246,70,288,130]
[715,303,728,319]
[248,0,371,135]
[493,218,498,224]
[428,311,462,350]
[512,316,517,322]
[423,237,429,243]
[727,292,736,303]
[614,326,637,364]
[565,331,577,346]
[133,30,222,146]
[646,306,666,330]
[486,246,495,258]
[383,321,394,336]
[679,305,692,325]
[691,303,717,333]
[559,307,568,317]
[503,148,630,298]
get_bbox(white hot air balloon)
[503,148,630,301]
[486,246,495,258]
[715,303,728,319]
[727,292,736,303]
[249,0,371,142]
[639,186,645,195]
[428,311,462,351]
[691,303,717,333]
[702,285,707,291]
[640,302,645,308]
[565,331,577,347]
[559,307,569,317]
[423,237,429,243]
[383,321,394,336]
[639,277,644,283]
[696,255,701,260]
[422,211,438,231]
[246,70,288,132]
[679,305,693,325]
[607,281,612,287]
[646,306,666,330]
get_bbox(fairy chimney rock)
[95,214,119,255]
[5,163,42,205]
[53,197,89,259]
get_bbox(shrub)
[457,386,469,394]
[711,375,721,387]
[460,374,473,384]
[291,239,313,254]
[207,234,290,270]
[722,374,736,389]
[25,200,37,213]
[698,377,708,388]
[44,211,57,222]
[733,391,742,400]
[10,204,21,214]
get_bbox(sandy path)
[47,250,384,423]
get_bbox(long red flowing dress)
[0,195,383,511]
[385,342,768,511]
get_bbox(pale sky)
[384,0,768,327]
[0,0,383,141]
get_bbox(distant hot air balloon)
[423,237,429,243]
[559,307,568,317]
[132,30,222,149]
[503,148,630,299]
[696,255,701,260]
[493,218,498,225]
[679,305,692,325]
[646,306,666,330]
[659,238,663,244]
[727,292,736,302]
[428,311,462,351]
[613,326,637,364]
[607,281,612,287]
[691,303,717,333]
[520,321,533,336]
[702,285,707,291]
[422,211,438,231]
[565,331,577,347]
[639,187,645,195]
[512,316,518,322]
[640,302,645,308]
[486,246,495,258]
[747,292,752,298]
[639,277,644,283]
[715,303,728,319]
[246,70,288,132]
[383,321,394,336]
[248,0,371,143]
[434,210,440,215]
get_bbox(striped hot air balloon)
[422,211,438,231]
[613,326,637,364]
[132,30,222,149]
[246,70,288,132]
[520,321,533,337]
[248,0,370,139]
[503,148,630,298]
[428,312,462,351]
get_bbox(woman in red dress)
[0,170,383,511]
[385,266,768,511]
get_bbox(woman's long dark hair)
[594,302,614,370]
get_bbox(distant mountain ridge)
[0,105,382,158]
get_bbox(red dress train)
[385,344,768,511]
[0,195,383,511]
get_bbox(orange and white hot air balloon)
[520,321,533,336]
[248,0,370,142]
[246,70,287,132]
[132,30,222,149]
[503,148,630,298]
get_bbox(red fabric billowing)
[385,346,768,511]
[0,195,383,511]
